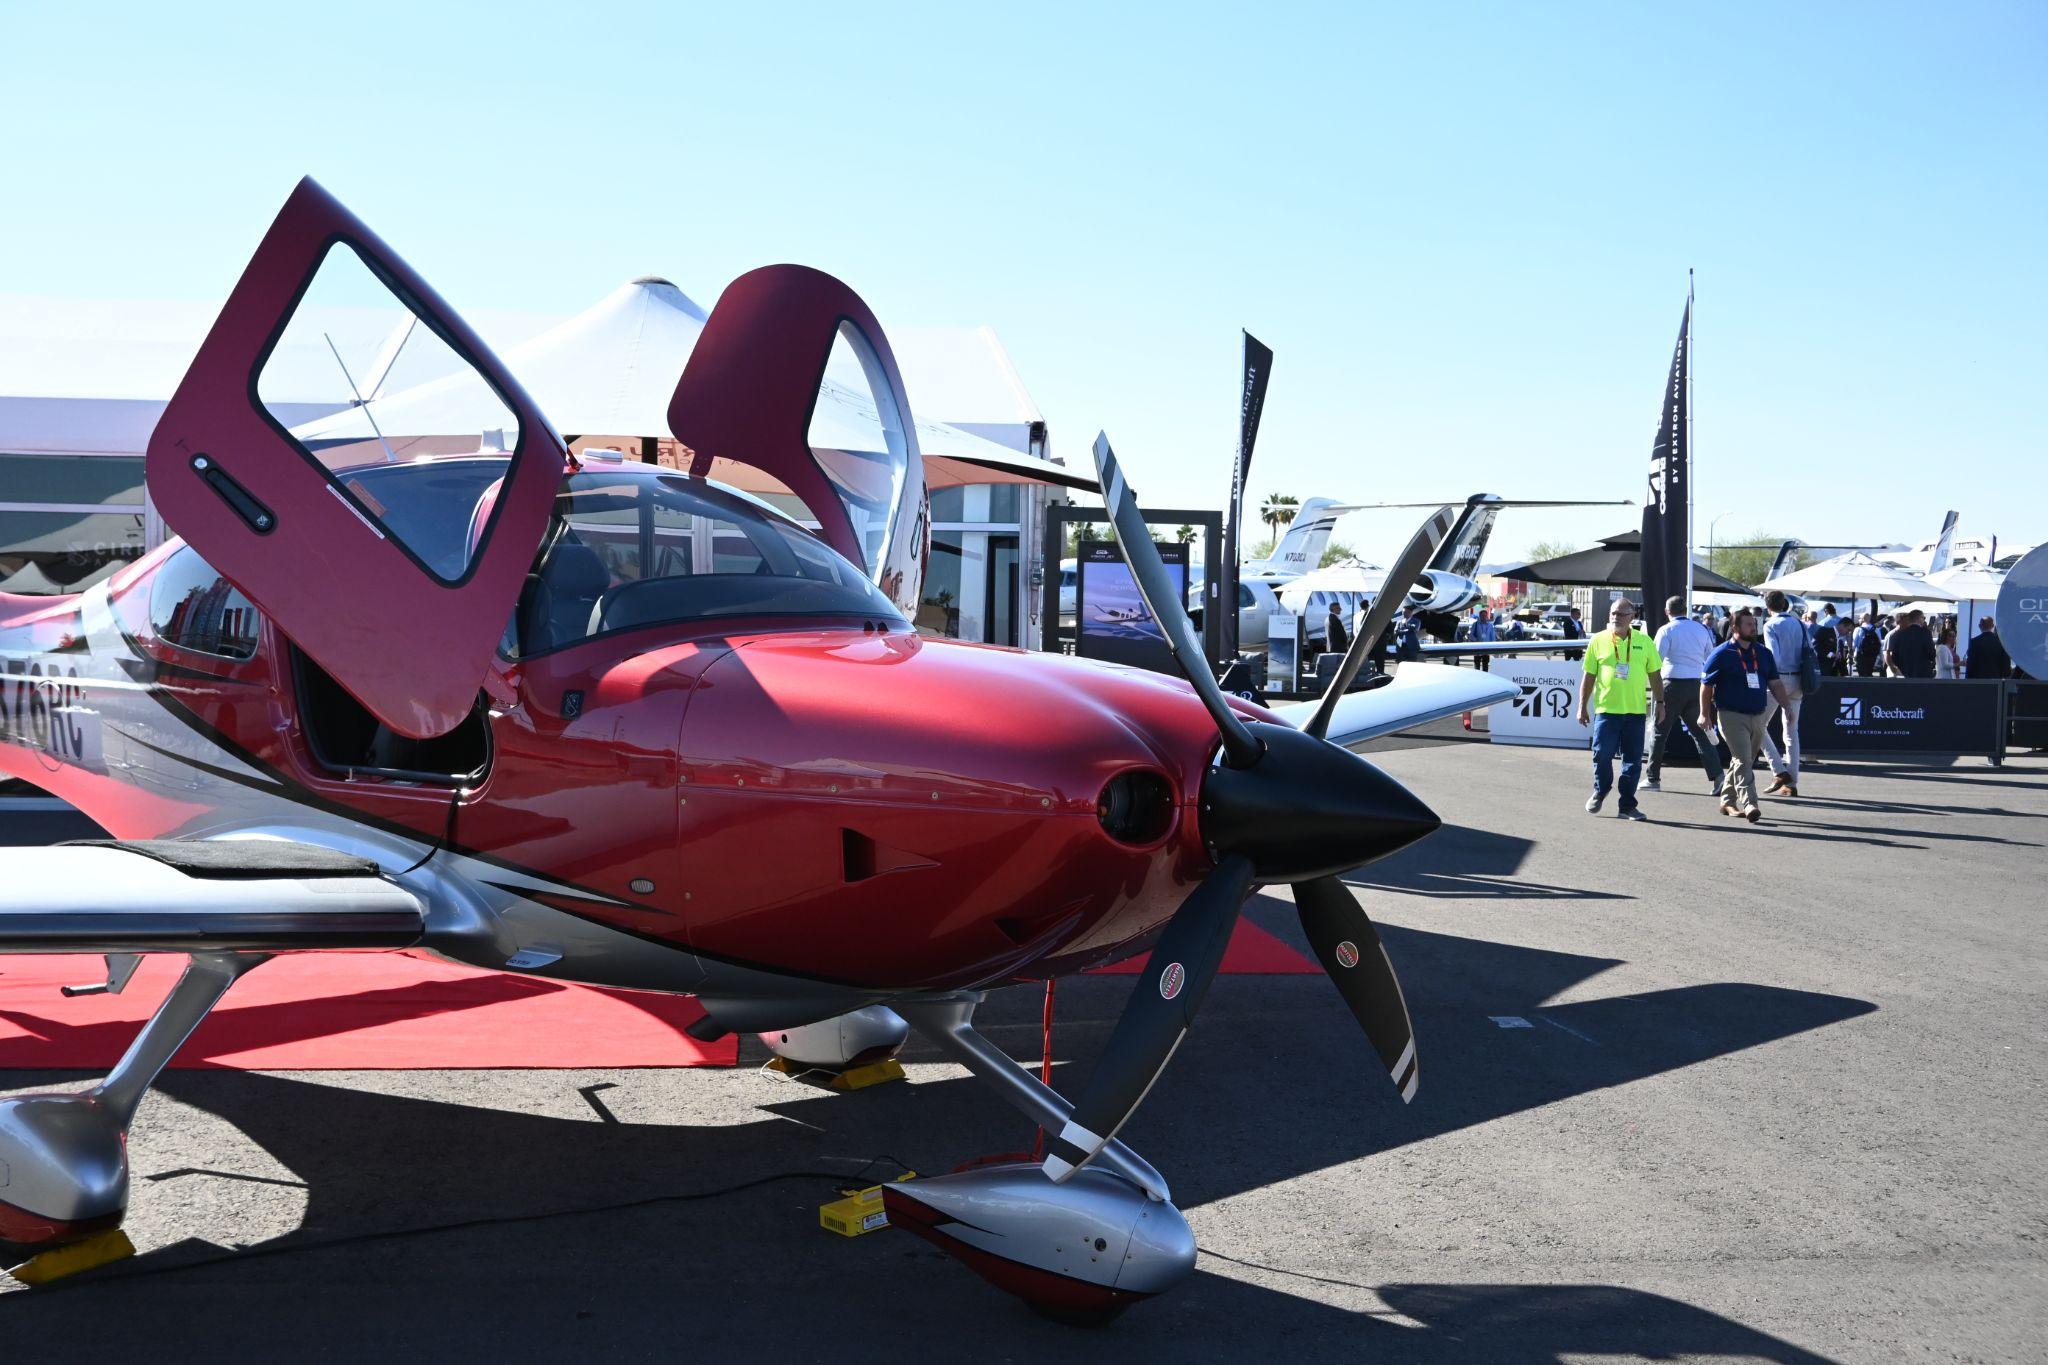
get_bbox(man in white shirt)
[1647,594,1724,792]
[1757,589,1809,796]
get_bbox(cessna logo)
[1837,696,1861,725]
[1158,962,1186,1000]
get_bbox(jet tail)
[1358,496,1630,580]
[1246,497,1360,578]
[1766,540,1804,583]
[1928,510,1959,574]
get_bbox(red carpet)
[0,952,738,1070]
[1090,919,1320,975]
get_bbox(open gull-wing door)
[667,266,927,615]
[145,178,565,738]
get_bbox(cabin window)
[518,472,904,655]
[148,547,261,660]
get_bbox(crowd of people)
[1570,590,2019,827]
[1679,599,2015,682]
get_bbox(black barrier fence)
[1796,677,2007,763]
[2009,681,2048,752]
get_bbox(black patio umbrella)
[1493,529,1750,595]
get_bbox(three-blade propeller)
[1045,436,1454,1185]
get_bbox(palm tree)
[1259,493,1299,540]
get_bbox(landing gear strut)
[0,952,265,1278]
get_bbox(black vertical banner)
[1223,331,1273,661]
[1640,298,1690,629]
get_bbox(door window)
[808,324,909,578]
[253,241,522,584]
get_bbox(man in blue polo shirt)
[1700,608,1794,824]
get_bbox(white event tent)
[291,277,1089,495]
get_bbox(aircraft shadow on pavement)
[0,918,1871,1360]
[1340,823,1632,901]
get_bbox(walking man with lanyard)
[1701,609,1794,824]
[1647,594,1723,793]
[1576,598,1663,820]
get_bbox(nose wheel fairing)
[884,1165,1195,1324]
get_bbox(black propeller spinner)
[1043,435,1456,1185]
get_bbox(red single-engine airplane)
[0,180,1516,1319]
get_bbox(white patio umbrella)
[1758,551,1953,617]
[291,277,1079,493]
[1926,561,2007,661]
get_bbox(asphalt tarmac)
[2,736,2043,1362]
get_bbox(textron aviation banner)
[1640,294,1691,626]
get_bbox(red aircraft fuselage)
[1,487,1240,995]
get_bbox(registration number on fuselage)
[0,658,104,771]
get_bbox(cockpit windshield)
[518,470,905,654]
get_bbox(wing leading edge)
[1273,663,1519,752]
[0,842,423,953]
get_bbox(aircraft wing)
[922,445,1098,493]
[1272,662,1519,752]
[0,841,424,953]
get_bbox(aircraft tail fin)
[1247,497,1359,577]
[1766,540,1804,583]
[1928,510,1959,573]
[1362,496,1630,580]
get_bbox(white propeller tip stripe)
[1056,1119,1105,1151]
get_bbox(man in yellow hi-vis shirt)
[1575,598,1665,820]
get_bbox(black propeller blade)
[1042,855,1256,1181]
[1294,875,1418,1102]
[1045,435,1449,1185]
[1304,503,1456,742]
[1091,432,1263,770]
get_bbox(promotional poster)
[1075,538,1188,674]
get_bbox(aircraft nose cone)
[1199,721,1440,883]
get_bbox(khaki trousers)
[1719,710,1769,812]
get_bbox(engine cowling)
[1406,569,1480,615]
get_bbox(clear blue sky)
[5,2,2042,561]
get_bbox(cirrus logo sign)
[1158,962,1186,1000]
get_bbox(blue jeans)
[1591,712,1646,809]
